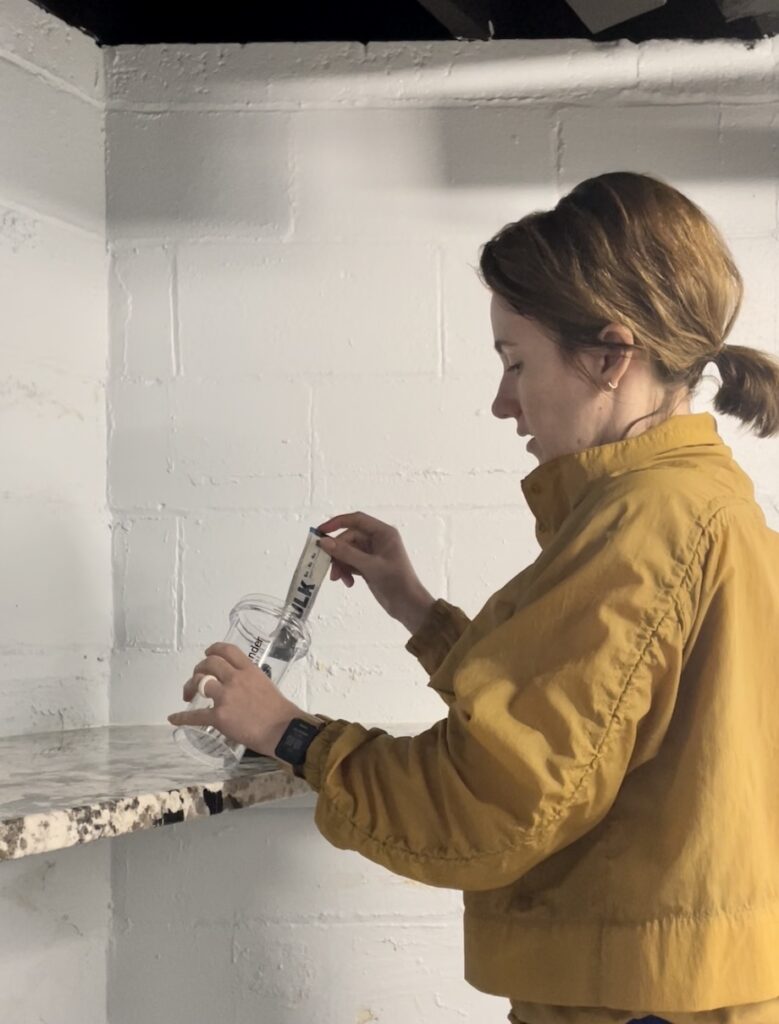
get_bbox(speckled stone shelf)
[0,724,312,862]
[0,721,427,862]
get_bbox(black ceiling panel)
[28,0,767,47]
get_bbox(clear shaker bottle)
[173,593,311,770]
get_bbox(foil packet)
[271,527,332,661]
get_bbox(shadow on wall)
[0,840,110,1020]
[107,804,505,1023]
[104,93,779,243]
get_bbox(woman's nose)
[491,387,516,420]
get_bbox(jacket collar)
[520,412,726,546]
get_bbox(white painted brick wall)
[559,104,778,238]
[0,54,104,234]
[112,517,177,648]
[0,841,110,1022]
[109,245,175,379]
[0,1,110,735]
[106,112,293,240]
[0,0,104,100]
[104,36,779,1024]
[109,807,498,1024]
[176,241,440,374]
[0,2,110,1022]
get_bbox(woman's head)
[479,171,779,465]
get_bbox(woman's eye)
[506,362,523,375]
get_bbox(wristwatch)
[274,713,328,777]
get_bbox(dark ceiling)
[28,0,772,47]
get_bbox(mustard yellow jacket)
[302,412,779,1015]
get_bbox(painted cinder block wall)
[0,1,111,1020]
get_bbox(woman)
[169,172,779,1024]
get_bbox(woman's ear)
[598,323,635,385]
[597,322,635,349]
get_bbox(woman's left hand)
[167,642,302,757]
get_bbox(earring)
[607,381,618,390]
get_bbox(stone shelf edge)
[0,721,428,862]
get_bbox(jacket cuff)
[301,717,350,792]
[404,598,471,676]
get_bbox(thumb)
[319,536,370,573]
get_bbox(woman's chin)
[526,437,543,462]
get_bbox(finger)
[192,654,235,682]
[332,527,364,548]
[183,672,223,703]
[168,709,216,728]
[319,528,366,576]
[204,642,251,669]
[331,554,362,580]
[334,529,372,561]
[328,553,356,587]
[316,511,385,537]
[201,674,222,701]
[183,672,206,702]
[317,535,371,574]
[329,529,363,584]
[337,565,355,586]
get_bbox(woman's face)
[489,292,674,466]
[489,293,602,465]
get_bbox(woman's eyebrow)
[494,338,512,353]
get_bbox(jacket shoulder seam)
[669,500,741,631]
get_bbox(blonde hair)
[478,171,779,438]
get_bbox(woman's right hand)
[316,511,435,635]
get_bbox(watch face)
[279,719,321,764]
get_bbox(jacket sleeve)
[303,508,699,891]
[404,598,472,707]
